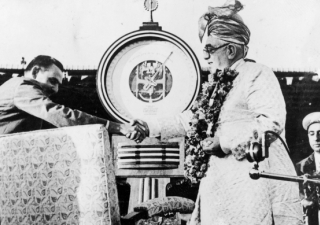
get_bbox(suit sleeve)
[13,80,108,127]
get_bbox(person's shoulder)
[0,77,25,87]
[243,60,273,73]
[296,153,315,174]
[12,77,45,96]
[5,77,37,85]
[239,60,275,81]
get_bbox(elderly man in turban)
[134,0,303,224]
[187,2,303,224]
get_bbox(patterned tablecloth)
[0,124,120,225]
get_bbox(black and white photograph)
[0,0,319,224]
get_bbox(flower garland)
[184,68,239,184]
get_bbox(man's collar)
[230,58,245,70]
[303,153,316,170]
[297,152,316,174]
[306,152,315,165]
[23,77,52,97]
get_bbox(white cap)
[302,112,320,130]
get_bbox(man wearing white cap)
[296,112,320,225]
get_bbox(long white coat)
[149,59,304,225]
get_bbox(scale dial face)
[97,30,201,123]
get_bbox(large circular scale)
[97,29,201,123]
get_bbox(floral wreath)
[184,68,239,184]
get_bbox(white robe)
[149,59,303,225]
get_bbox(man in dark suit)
[296,112,320,225]
[0,55,147,141]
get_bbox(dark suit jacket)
[296,153,316,176]
[0,77,107,134]
[296,153,319,225]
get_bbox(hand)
[302,174,311,186]
[121,123,146,143]
[124,119,149,143]
[127,119,149,142]
[201,136,227,157]
[201,136,221,154]
[301,198,314,208]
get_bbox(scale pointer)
[143,51,173,91]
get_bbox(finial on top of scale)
[144,0,158,18]
[140,0,161,30]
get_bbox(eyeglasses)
[203,43,229,60]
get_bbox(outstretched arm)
[134,110,193,141]
[14,79,147,141]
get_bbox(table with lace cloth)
[0,124,120,225]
